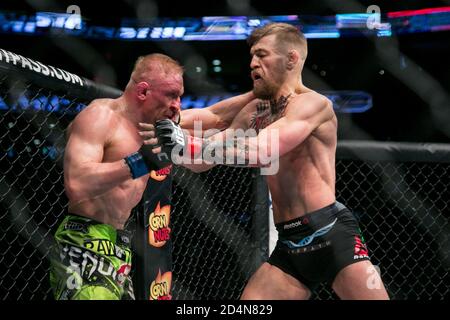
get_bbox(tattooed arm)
[180,91,255,136]
[176,99,259,172]
[184,93,333,172]
[151,92,333,173]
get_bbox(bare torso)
[248,91,337,223]
[66,99,149,229]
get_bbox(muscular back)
[64,99,148,229]
[241,91,337,223]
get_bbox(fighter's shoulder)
[287,92,333,120]
[72,98,119,132]
[76,99,118,122]
[290,91,332,110]
[80,98,116,113]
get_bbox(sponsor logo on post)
[148,202,171,247]
[150,270,172,300]
[150,165,172,181]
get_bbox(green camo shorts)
[49,214,134,300]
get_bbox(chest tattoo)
[250,94,291,132]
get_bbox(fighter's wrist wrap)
[124,145,171,179]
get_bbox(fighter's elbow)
[214,117,232,131]
[64,178,85,203]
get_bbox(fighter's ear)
[136,81,150,100]
[287,50,300,70]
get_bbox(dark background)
[1,0,450,142]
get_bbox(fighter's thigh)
[240,262,311,300]
[332,260,389,300]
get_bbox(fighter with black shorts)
[269,202,370,291]
[149,23,389,299]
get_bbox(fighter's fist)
[155,119,187,155]
[155,119,204,160]
[124,121,175,179]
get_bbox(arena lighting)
[0,91,373,114]
[387,6,450,18]
[1,7,450,40]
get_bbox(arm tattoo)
[232,139,250,166]
[202,138,252,166]
[222,138,250,166]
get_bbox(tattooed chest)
[250,95,291,132]
[250,111,274,131]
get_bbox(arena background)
[0,0,449,300]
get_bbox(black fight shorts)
[268,202,371,291]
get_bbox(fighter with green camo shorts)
[50,215,134,300]
[57,54,197,299]
[58,54,252,299]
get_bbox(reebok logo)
[283,217,309,230]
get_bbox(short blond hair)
[131,53,183,82]
[248,23,307,61]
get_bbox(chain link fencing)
[171,166,263,300]
[312,143,450,300]
[1,50,449,300]
[0,77,82,299]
